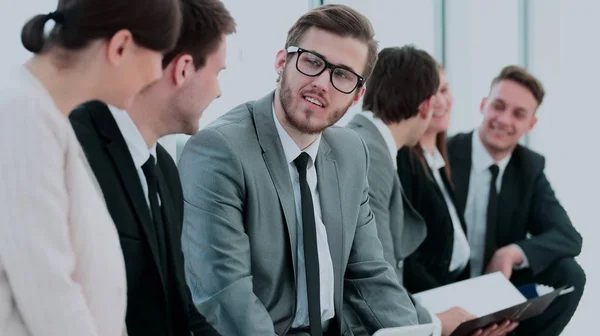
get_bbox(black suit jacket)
[69,101,219,336]
[447,131,582,276]
[397,147,469,293]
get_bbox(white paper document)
[373,323,435,336]
[412,272,526,317]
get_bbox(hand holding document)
[412,272,572,336]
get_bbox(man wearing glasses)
[179,4,419,336]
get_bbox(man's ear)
[170,54,194,87]
[350,86,366,107]
[418,95,435,119]
[527,115,538,132]
[274,49,287,75]
[480,97,488,115]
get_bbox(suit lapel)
[398,183,427,258]
[253,92,298,278]
[89,105,167,290]
[315,139,343,312]
[450,133,474,216]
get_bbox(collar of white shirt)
[423,146,447,171]
[272,103,321,166]
[358,111,398,168]
[108,105,158,168]
[471,129,511,176]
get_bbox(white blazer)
[0,67,127,335]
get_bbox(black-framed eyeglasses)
[286,46,365,94]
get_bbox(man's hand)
[437,307,477,336]
[472,320,519,336]
[485,245,524,279]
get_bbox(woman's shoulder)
[0,67,68,137]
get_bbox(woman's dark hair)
[21,0,182,54]
[410,64,452,182]
[410,132,452,183]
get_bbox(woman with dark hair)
[397,66,472,294]
[0,0,181,335]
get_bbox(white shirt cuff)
[511,244,530,270]
[429,309,443,336]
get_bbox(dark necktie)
[484,164,500,269]
[142,155,168,273]
[293,152,323,336]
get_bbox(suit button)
[397,260,404,268]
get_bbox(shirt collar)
[109,105,157,168]
[358,111,398,166]
[471,129,511,175]
[272,103,321,168]
[423,146,446,171]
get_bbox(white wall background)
[527,0,597,333]
[325,0,437,126]
[2,1,597,334]
[445,0,522,135]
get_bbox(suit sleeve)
[343,137,418,334]
[514,160,582,275]
[0,99,101,335]
[179,128,277,336]
[159,150,222,336]
[364,146,400,281]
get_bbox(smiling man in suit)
[448,65,585,336]
[178,4,419,336]
[347,46,516,336]
[69,1,235,335]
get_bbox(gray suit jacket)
[179,92,418,336]
[347,114,431,328]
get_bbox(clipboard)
[449,286,566,336]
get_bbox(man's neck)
[127,95,166,149]
[477,128,514,162]
[386,121,413,150]
[420,131,437,153]
[273,92,319,150]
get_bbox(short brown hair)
[491,65,545,106]
[285,4,378,79]
[162,0,236,69]
[363,46,439,124]
[21,0,181,54]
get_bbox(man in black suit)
[69,1,236,335]
[448,65,585,336]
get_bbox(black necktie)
[484,164,500,269]
[293,152,322,336]
[142,155,168,273]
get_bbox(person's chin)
[488,138,512,153]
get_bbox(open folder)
[412,272,572,336]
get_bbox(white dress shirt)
[358,111,442,336]
[464,131,529,277]
[109,106,159,210]
[272,107,335,328]
[423,148,471,272]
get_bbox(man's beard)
[279,71,352,135]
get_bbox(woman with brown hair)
[397,65,472,294]
[0,0,181,335]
